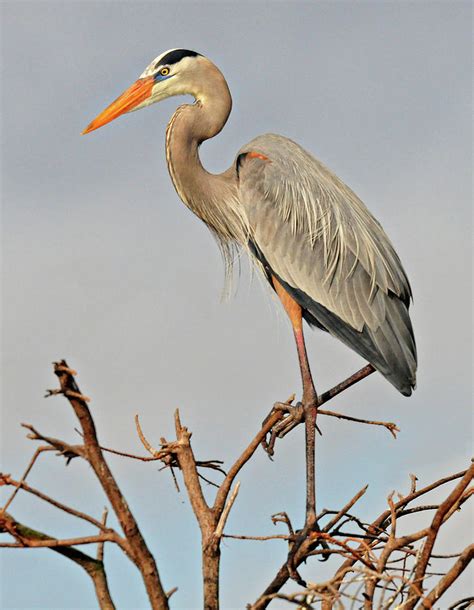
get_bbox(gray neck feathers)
[165,69,250,276]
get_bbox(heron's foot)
[261,398,305,457]
[285,524,331,585]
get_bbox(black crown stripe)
[155,49,201,69]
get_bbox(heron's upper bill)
[82,76,154,135]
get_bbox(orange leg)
[272,277,318,526]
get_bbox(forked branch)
[2,360,470,610]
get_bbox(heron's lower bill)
[82,76,154,134]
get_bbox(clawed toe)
[273,402,305,437]
[261,399,306,457]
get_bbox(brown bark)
[404,463,474,609]
[422,544,474,608]
[0,513,116,610]
[202,538,221,610]
[3,359,471,610]
[51,361,169,610]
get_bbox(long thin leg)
[293,324,318,527]
[272,277,318,527]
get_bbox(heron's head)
[83,49,219,134]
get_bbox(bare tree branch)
[0,446,55,514]
[318,364,375,405]
[249,463,473,610]
[422,544,474,608]
[214,481,241,539]
[0,512,116,610]
[322,485,369,533]
[0,473,111,533]
[46,360,170,610]
[405,462,474,608]
[317,409,399,438]
[3,360,470,610]
[214,407,286,515]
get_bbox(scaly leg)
[272,277,318,527]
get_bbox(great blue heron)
[83,49,417,525]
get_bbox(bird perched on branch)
[84,49,417,523]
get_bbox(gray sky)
[1,1,472,608]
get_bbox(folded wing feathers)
[237,134,416,394]
[239,134,412,313]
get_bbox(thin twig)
[317,409,399,438]
[97,508,109,562]
[214,408,284,515]
[322,485,369,533]
[222,533,292,542]
[0,446,54,514]
[135,414,159,456]
[0,474,110,532]
[214,481,241,539]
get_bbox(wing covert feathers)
[239,134,417,396]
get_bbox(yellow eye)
[160,67,170,76]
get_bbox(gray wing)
[236,133,417,396]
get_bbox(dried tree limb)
[135,414,158,456]
[47,360,169,610]
[214,481,241,539]
[0,512,116,610]
[405,462,474,608]
[317,409,399,438]
[1,533,118,548]
[322,485,369,533]
[325,467,473,610]
[318,365,376,405]
[250,464,472,610]
[132,400,294,607]
[421,544,474,608]
[223,533,292,542]
[0,474,111,533]
[214,408,285,515]
[173,410,213,522]
[97,508,108,562]
[22,423,85,462]
[220,366,394,609]
[248,483,370,609]
[0,446,54,514]
[130,407,251,609]
[5,358,469,610]
[172,409,221,608]
[223,504,382,547]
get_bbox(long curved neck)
[165,69,247,245]
[166,91,229,211]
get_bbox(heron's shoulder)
[237,133,313,161]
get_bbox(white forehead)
[139,48,181,78]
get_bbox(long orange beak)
[82,76,155,134]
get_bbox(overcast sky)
[1,2,472,609]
